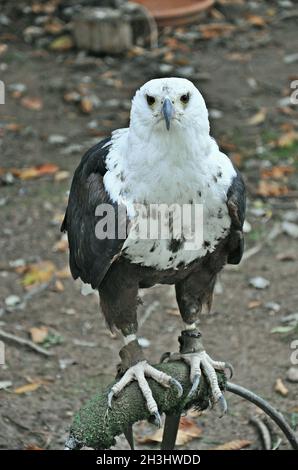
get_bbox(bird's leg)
[107,334,183,426]
[163,324,233,417]
[173,275,233,415]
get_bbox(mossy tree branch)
[66,361,226,450]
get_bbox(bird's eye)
[146,95,155,106]
[180,93,190,104]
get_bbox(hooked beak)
[162,98,174,131]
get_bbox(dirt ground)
[0,0,297,450]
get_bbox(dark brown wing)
[226,168,246,264]
[61,138,126,288]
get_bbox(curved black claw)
[160,352,171,363]
[218,394,228,418]
[107,390,115,408]
[224,362,234,379]
[152,410,162,428]
[187,374,200,398]
[170,378,183,398]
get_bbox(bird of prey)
[62,77,246,424]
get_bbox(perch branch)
[65,361,226,450]
[65,365,298,450]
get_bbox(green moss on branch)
[67,361,226,450]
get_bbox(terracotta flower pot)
[133,0,214,26]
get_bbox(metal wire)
[226,381,298,450]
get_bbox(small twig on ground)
[3,415,32,432]
[250,415,272,450]
[0,328,54,357]
[23,282,50,302]
[273,10,298,22]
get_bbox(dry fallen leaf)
[5,123,23,132]
[199,23,236,39]
[0,43,8,55]
[11,90,25,99]
[52,234,68,252]
[49,35,74,51]
[29,326,49,344]
[179,416,203,437]
[138,417,202,446]
[14,376,51,395]
[63,91,81,103]
[279,122,294,132]
[257,180,289,197]
[212,7,227,19]
[55,265,71,279]
[80,97,93,114]
[127,46,146,58]
[54,170,70,182]
[53,279,64,292]
[101,70,116,79]
[261,165,295,180]
[166,307,180,316]
[164,37,190,52]
[247,109,266,126]
[14,382,42,394]
[245,14,267,27]
[248,300,262,309]
[276,131,298,148]
[24,444,44,450]
[225,52,252,62]
[51,212,65,225]
[212,439,251,450]
[274,378,288,397]
[21,96,43,111]
[21,261,56,287]
[12,163,59,180]
[44,20,65,35]
[31,2,56,14]
[137,428,165,445]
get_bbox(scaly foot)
[108,341,183,426]
[162,329,233,417]
[180,351,232,415]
